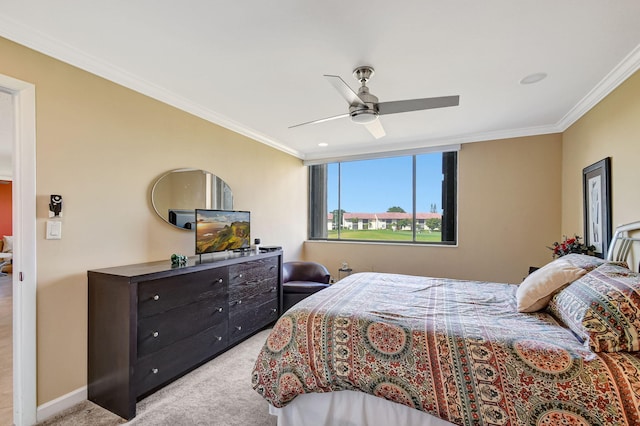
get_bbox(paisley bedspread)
[252,272,640,425]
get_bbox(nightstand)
[338,267,353,280]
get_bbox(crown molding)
[0,16,304,159]
[556,43,640,131]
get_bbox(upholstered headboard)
[606,221,640,271]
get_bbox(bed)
[252,223,640,425]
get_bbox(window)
[309,151,457,244]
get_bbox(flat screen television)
[195,209,250,254]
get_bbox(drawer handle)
[216,278,223,284]
[270,287,276,292]
[238,273,243,278]
[235,325,242,331]
[152,294,160,301]
[271,308,277,314]
[216,307,224,313]
[152,331,159,338]
[215,336,223,342]
[236,300,242,305]
[151,368,159,374]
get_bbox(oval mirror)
[151,168,233,230]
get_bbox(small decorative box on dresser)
[87,250,282,420]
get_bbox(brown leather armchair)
[282,261,331,312]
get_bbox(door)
[0,74,37,426]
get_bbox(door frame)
[1,73,37,426]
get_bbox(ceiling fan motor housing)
[349,85,379,123]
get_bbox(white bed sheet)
[269,390,456,426]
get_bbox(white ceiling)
[1,1,639,162]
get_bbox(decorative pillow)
[1,236,12,253]
[558,253,607,272]
[516,258,587,312]
[548,262,640,352]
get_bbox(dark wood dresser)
[87,250,282,420]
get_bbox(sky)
[327,153,443,213]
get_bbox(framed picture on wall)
[582,157,611,258]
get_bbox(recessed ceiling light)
[318,143,328,147]
[520,72,548,85]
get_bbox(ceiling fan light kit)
[349,110,379,124]
[290,65,460,139]
[349,103,379,124]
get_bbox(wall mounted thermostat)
[49,194,63,217]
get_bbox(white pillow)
[2,235,13,253]
[516,258,586,312]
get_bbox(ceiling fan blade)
[289,112,350,129]
[364,118,386,139]
[377,95,459,115]
[324,75,366,106]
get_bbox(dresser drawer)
[229,257,278,302]
[230,277,278,306]
[229,258,278,290]
[137,296,228,358]
[229,282,277,313]
[138,268,228,318]
[229,298,278,344]
[134,321,228,397]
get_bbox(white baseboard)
[36,386,87,423]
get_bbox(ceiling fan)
[289,66,460,139]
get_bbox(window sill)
[304,239,458,248]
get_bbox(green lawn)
[327,229,442,242]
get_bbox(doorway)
[0,88,14,426]
[0,74,37,426]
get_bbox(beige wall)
[305,134,563,284]
[562,70,640,239]
[0,37,308,404]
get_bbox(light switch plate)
[46,221,62,240]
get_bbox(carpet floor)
[38,329,277,426]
